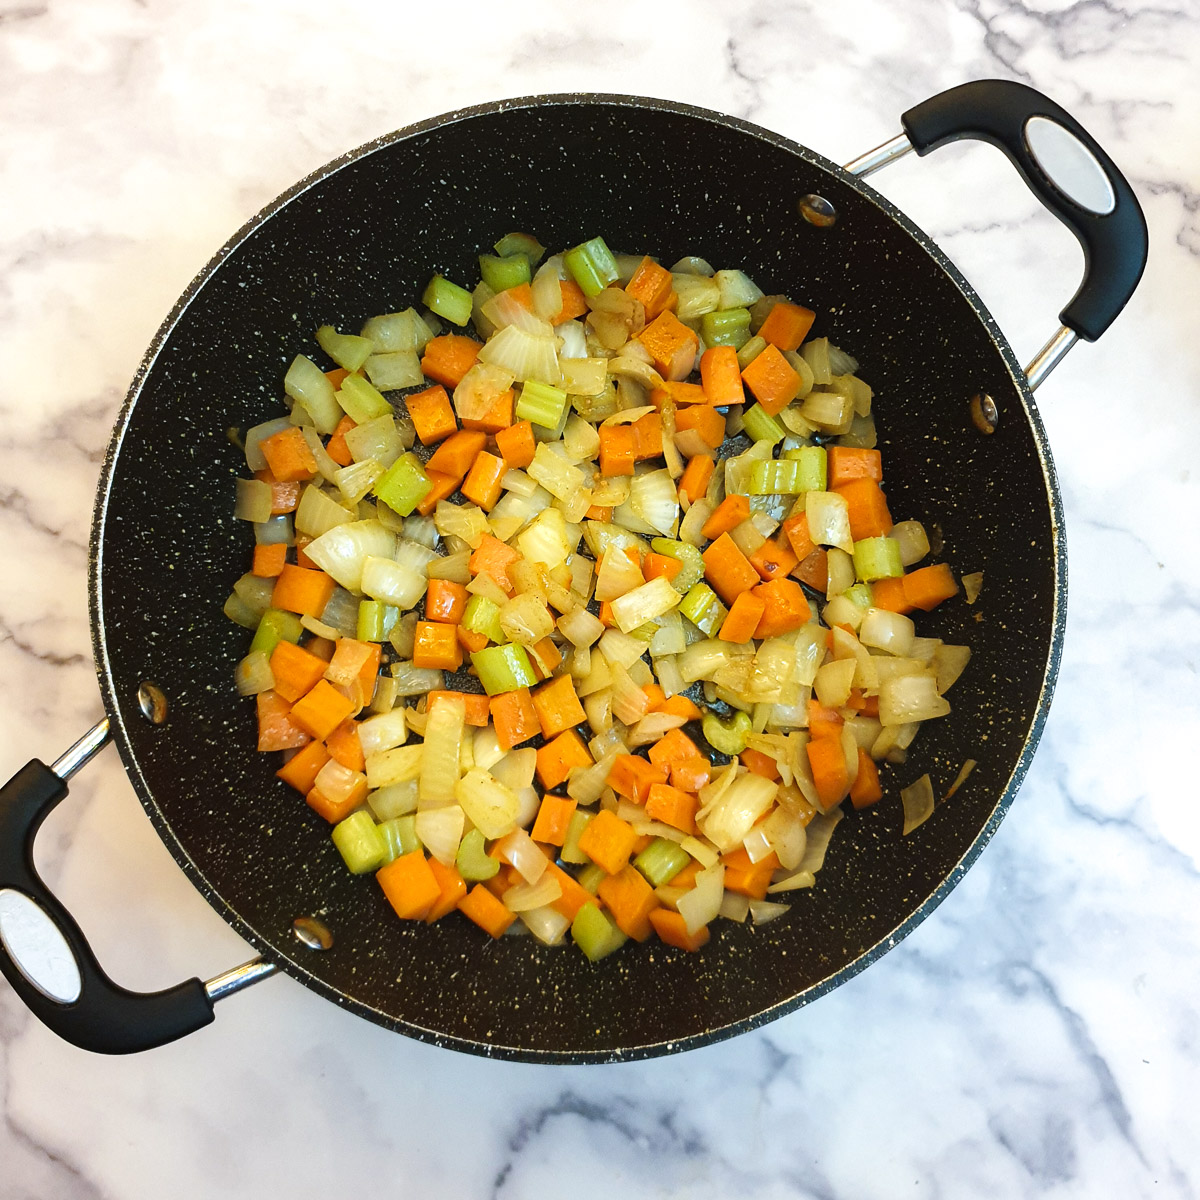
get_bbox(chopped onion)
[304,520,395,592]
[859,608,916,657]
[367,778,418,820]
[361,308,432,353]
[962,571,983,604]
[626,710,687,746]
[814,658,856,708]
[472,726,505,772]
[493,828,548,884]
[434,500,489,549]
[901,774,936,835]
[609,575,680,634]
[478,324,561,385]
[567,750,621,805]
[361,555,426,610]
[825,548,855,597]
[364,350,424,391]
[933,644,971,693]
[244,416,293,471]
[415,804,465,866]
[234,651,274,697]
[419,697,464,806]
[698,773,778,853]
[234,478,273,523]
[749,900,790,925]
[454,767,520,839]
[763,804,807,870]
[677,863,725,935]
[527,443,587,503]
[356,709,408,757]
[558,606,604,649]
[503,874,563,913]
[629,469,679,535]
[594,544,646,601]
[890,519,930,566]
[518,904,571,946]
[878,673,951,726]
[805,490,853,553]
[671,273,721,319]
[499,593,555,645]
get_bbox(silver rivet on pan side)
[136,682,168,724]
[293,916,334,950]
[798,194,837,227]
[970,393,999,434]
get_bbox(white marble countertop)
[2,1,1198,1196]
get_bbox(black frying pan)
[0,81,1146,1061]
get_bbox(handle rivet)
[293,916,334,951]
[970,393,998,434]
[136,682,168,724]
[798,194,838,227]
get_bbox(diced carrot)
[419,334,482,389]
[631,411,664,460]
[658,694,703,725]
[531,674,586,739]
[678,455,715,504]
[644,783,698,835]
[269,640,331,704]
[781,512,816,562]
[494,420,536,468]
[457,625,489,653]
[702,533,760,606]
[251,542,288,578]
[503,282,534,311]
[674,403,726,450]
[850,749,883,809]
[356,642,382,709]
[305,782,362,825]
[748,537,799,582]
[254,469,302,515]
[598,424,637,476]
[535,729,593,792]
[834,477,893,541]
[457,883,516,937]
[556,279,590,322]
[585,505,612,522]
[405,384,458,446]
[740,343,801,415]
[597,864,660,941]
[415,469,462,517]
[425,578,470,624]
[378,851,442,921]
[259,426,318,482]
[326,719,365,772]
[649,380,708,408]
[545,861,595,922]
[721,847,780,900]
[460,450,507,511]
[597,601,616,629]
[271,563,337,619]
[902,564,958,611]
[699,345,746,406]
[294,536,318,570]
[289,679,356,742]
[807,699,844,741]
[276,739,330,794]
[461,387,514,434]
[490,687,540,751]
[718,589,765,644]
[649,907,710,951]
[870,575,913,614]
[757,299,816,352]
[607,754,669,804]
[647,728,709,792]
[638,310,699,381]
[642,682,666,712]
[325,368,350,389]
[827,446,883,489]
[469,534,521,594]
[643,552,684,585]
[530,792,579,845]
[806,734,849,811]
[739,747,780,781]
[702,494,751,541]
[624,256,676,321]
[528,636,562,681]
[256,691,311,751]
[751,578,812,638]
[425,857,468,923]
[325,414,356,467]
[793,548,828,591]
[427,690,490,727]
[412,621,463,672]
[426,429,488,477]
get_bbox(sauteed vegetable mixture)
[224,233,971,959]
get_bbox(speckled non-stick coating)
[90,96,1064,1062]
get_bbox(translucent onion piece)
[478,324,561,385]
[962,571,984,604]
[364,351,424,391]
[933,644,972,693]
[361,556,427,610]
[244,416,293,471]
[890,519,930,567]
[503,875,563,913]
[698,773,778,853]
[629,469,680,536]
[455,767,520,840]
[718,891,751,923]
[518,904,571,946]
[763,804,807,870]
[609,576,680,635]
[813,658,856,708]
[493,828,548,884]
[491,747,537,792]
[234,651,274,697]
[365,744,423,789]
[344,414,404,470]
[676,863,725,935]
[805,490,853,553]
[368,779,419,820]
[434,500,489,549]
[361,309,432,354]
[234,479,273,523]
[859,608,916,657]
[878,673,951,726]
[527,443,587,502]
[901,774,936,835]
[304,520,396,592]
[749,900,790,925]
[517,506,572,569]
[415,804,465,866]
[499,593,555,645]
[558,606,604,649]
[594,544,646,602]
[357,709,408,757]
[420,697,465,806]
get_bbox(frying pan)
[0,80,1147,1061]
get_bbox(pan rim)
[88,92,1067,1063]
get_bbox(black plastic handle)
[0,759,214,1053]
[901,79,1148,342]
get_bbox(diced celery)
[422,274,473,327]
[741,404,785,445]
[563,237,619,298]
[853,536,904,581]
[795,444,827,492]
[249,608,303,658]
[337,374,393,423]
[456,828,500,881]
[571,902,627,961]
[679,583,728,637]
[577,864,607,894]
[479,253,532,294]
[357,599,399,642]
[748,459,804,495]
[332,811,387,875]
[494,232,546,265]
[702,709,752,756]
[471,643,537,695]
[378,815,420,863]
[316,325,373,373]
[462,593,506,645]
[560,809,595,865]
[516,380,568,430]
[700,308,752,349]
[650,538,705,594]
[634,838,692,887]
[844,582,874,609]
[374,452,432,517]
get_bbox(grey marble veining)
[2,0,1198,1197]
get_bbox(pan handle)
[0,721,274,1053]
[847,79,1148,358]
